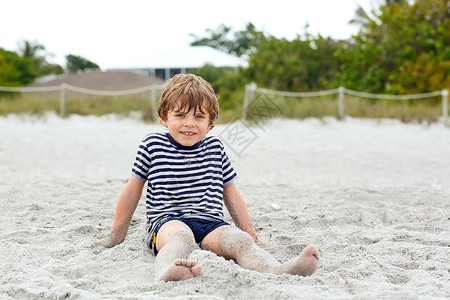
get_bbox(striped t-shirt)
[131,132,237,236]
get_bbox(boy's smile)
[181,131,196,136]
[160,105,212,147]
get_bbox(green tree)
[0,47,38,86]
[245,33,341,91]
[189,64,235,92]
[65,54,100,73]
[191,23,341,92]
[335,0,449,93]
[18,40,45,60]
[18,40,63,77]
[350,0,405,27]
[190,23,265,58]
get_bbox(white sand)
[1,113,449,299]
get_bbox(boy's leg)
[154,220,202,281]
[201,225,318,276]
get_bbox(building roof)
[28,71,164,91]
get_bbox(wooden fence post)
[443,88,449,126]
[60,83,66,117]
[338,86,345,119]
[242,83,256,121]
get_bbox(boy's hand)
[98,175,144,249]
[96,236,116,248]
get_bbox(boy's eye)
[176,114,184,117]
[195,115,204,119]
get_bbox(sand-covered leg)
[202,226,282,273]
[154,221,202,282]
[202,226,319,276]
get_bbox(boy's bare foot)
[157,259,202,282]
[281,245,319,276]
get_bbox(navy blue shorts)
[148,217,230,255]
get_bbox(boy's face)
[160,103,212,147]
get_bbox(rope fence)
[243,83,449,125]
[0,83,448,124]
[0,83,166,117]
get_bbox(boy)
[98,74,319,281]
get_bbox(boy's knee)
[157,222,197,251]
[172,227,196,243]
[224,228,255,249]
[239,230,254,243]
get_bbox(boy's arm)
[223,182,261,243]
[97,175,145,248]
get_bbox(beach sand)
[1,113,449,299]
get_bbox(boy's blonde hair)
[157,74,219,128]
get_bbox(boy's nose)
[184,116,195,127]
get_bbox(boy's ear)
[208,123,215,131]
[160,117,168,127]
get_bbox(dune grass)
[0,91,446,125]
[0,91,158,122]
[243,94,444,125]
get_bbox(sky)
[1,0,377,70]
